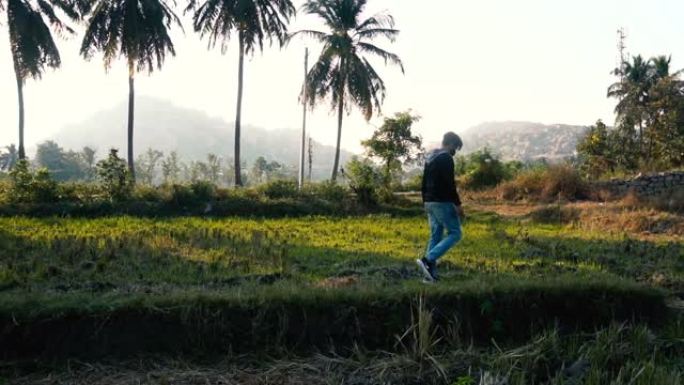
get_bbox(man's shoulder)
[433,151,453,164]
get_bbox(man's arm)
[440,155,462,206]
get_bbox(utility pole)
[299,48,309,189]
[617,27,627,83]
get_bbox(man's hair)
[442,132,463,150]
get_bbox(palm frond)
[80,0,181,73]
[8,0,62,79]
[358,42,403,73]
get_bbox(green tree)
[3,0,83,159]
[361,111,422,188]
[81,146,97,181]
[576,120,615,179]
[251,156,286,184]
[0,145,19,171]
[206,154,222,184]
[607,54,684,169]
[295,0,404,181]
[161,151,181,184]
[35,140,89,181]
[343,156,381,205]
[608,55,651,153]
[186,0,295,187]
[96,149,133,202]
[458,148,510,190]
[80,0,181,181]
[135,148,164,185]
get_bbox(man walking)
[417,132,464,282]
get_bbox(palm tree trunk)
[234,31,245,187]
[331,92,344,182]
[127,61,136,181]
[14,68,25,160]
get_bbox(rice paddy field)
[1,202,683,384]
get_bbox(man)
[417,132,464,282]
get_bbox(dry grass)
[497,165,589,202]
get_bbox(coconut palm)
[80,0,182,180]
[3,0,82,160]
[608,55,652,155]
[293,0,404,181]
[185,0,296,187]
[0,144,19,170]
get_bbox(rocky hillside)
[460,121,588,161]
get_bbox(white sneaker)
[416,258,435,282]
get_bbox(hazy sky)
[1,0,683,155]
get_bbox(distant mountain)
[459,121,588,161]
[50,97,354,180]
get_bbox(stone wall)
[593,171,684,197]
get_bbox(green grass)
[0,209,680,359]
[1,210,681,293]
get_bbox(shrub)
[190,180,216,201]
[345,157,382,206]
[133,185,166,202]
[57,183,102,204]
[398,173,422,192]
[7,160,58,203]
[540,164,589,200]
[302,181,349,202]
[258,179,299,200]
[166,181,217,206]
[498,170,545,201]
[498,165,588,202]
[96,149,133,202]
[458,148,515,190]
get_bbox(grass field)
[1,201,683,383]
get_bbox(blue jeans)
[425,202,462,262]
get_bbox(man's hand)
[455,205,466,221]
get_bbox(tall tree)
[294,0,404,181]
[186,0,295,187]
[0,144,19,171]
[80,0,181,181]
[3,0,82,160]
[361,111,421,188]
[608,55,651,157]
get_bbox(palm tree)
[186,0,295,187]
[608,55,652,155]
[3,0,81,160]
[651,55,674,80]
[80,0,181,181]
[293,0,403,181]
[0,144,19,170]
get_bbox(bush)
[57,183,102,203]
[498,165,588,202]
[96,149,133,202]
[166,181,216,206]
[190,180,216,201]
[133,185,166,202]
[258,179,299,200]
[345,157,382,206]
[397,173,422,192]
[7,160,58,203]
[302,180,349,202]
[540,164,589,200]
[457,148,516,190]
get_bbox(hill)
[49,97,353,180]
[460,121,588,161]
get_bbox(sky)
[1,0,683,156]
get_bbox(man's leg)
[426,208,444,256]
[425,203,462,263]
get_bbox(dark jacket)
[421,149,462,205]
